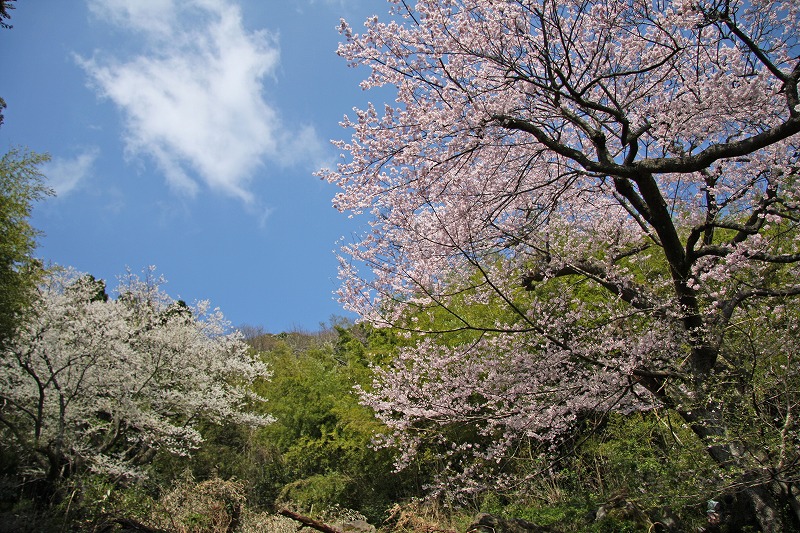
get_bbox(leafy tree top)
[0,148,53,346]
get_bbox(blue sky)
[0,0,385,332]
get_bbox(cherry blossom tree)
[322,0,800,527]
[0,267,272,485]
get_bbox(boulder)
[342,519,376,533]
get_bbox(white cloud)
[86,0,179,36]
[80,0,318,203]
[42,148,99,197]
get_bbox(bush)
[150,473,246,533]
[277,472,354,514]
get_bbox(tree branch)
[278,509,344,533]
[636,117,800,174]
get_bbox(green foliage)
[147,420,282,510]
[450,410,721,532]
[478,491,583,528]
[1,310,752,531]
[278,472,354,512]
[0,319,747,531]
[714,294,800,459]
[117,323,412,523]
[0,148,52,347]
[575,411,717,506]
[0,472,155,532]
[247,325,421,522]
[55,474,154,531]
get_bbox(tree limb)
[278,508,344,533]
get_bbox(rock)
[342,519,376,533]
[650,506,681,532]
[466,513,554,533]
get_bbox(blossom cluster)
[0,267,272,480]
[323,0,800,495]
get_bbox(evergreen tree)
[0,148,52,348]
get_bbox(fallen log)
[278,508,344,533]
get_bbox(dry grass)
[238,511,298,533]
[150,474,246,533]
[380,500,463,533]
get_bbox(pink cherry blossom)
[322,0,800,521]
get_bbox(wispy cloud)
[80,0,320,204]
[42,148,99,197]
[86,0,181,36]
